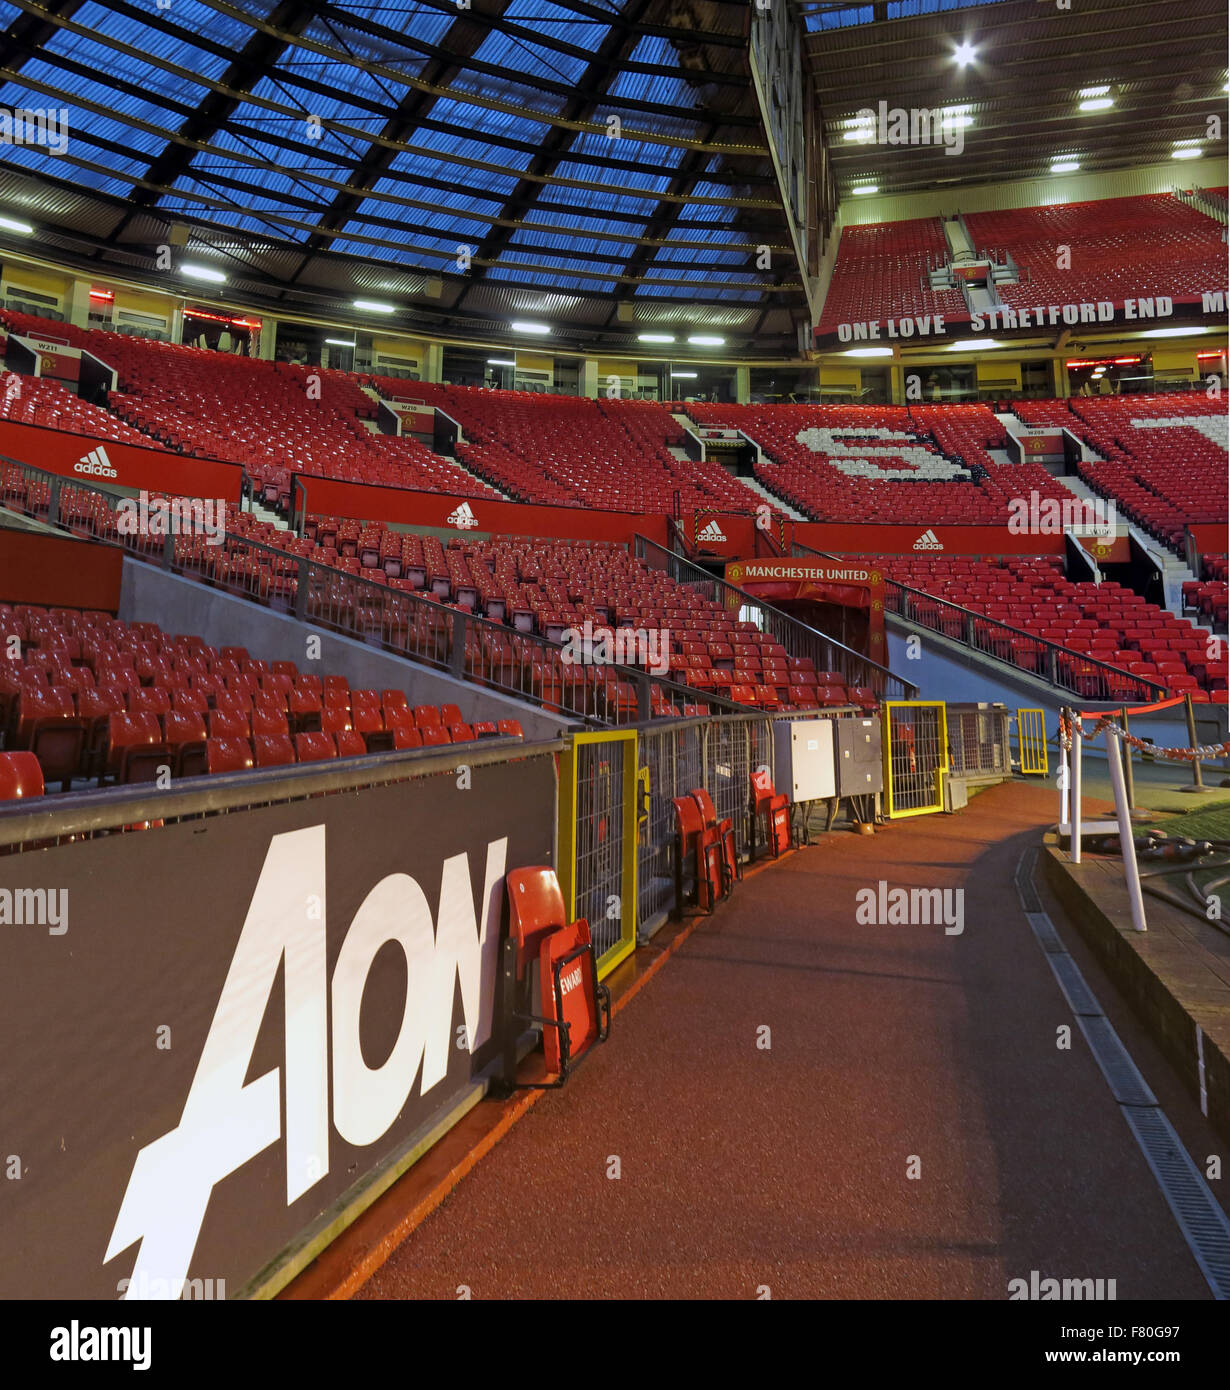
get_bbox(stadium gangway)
[633,533,917,702]
[0,455,746,730]
[792,542,1171,707]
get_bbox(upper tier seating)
[366,380,768,515]
[816,217,969,334]
[965,195,1224,309]
[682,401,1073,524]
[0,312,495,506]
[0,369,150,444]
[1012,393,1228,551]
[883,555,1227,701]
[0,604,520,796]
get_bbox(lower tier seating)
[0,604,521,797]
[882,555,1228,701]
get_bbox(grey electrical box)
[834,716,882,796]
[772,718,836,801]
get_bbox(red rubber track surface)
[359,782,1211,1300]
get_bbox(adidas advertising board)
[912,529,945,551]
[697,519,727,544]
[73,445,117,479]
[446,501,479,529]
[0,755,555,1298]
[0,418,243,501]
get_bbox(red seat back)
[0,751,44,800]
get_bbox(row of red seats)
[682,401,1073,524]
[365,379,769,515]
[1011,394,1227,553]
[0,604,522,795]
[884,556,1228,700]
[816,216,968,334]
[966,194,1223,309]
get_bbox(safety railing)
[794,538,1170,707]
[0,455,745,729]
[884,577,1171,704]
[634,532,917,701]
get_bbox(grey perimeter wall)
[120,559,566,741]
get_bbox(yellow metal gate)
[557,730,638,977]
[1017,707,1048,775]
[882,701,949,818]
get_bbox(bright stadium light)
[354,299,395,313]
[948,339,1001,351]
[637,333,675,343]
[511,321,550,334]
[687,335,725,346]
[181,264,226,283]
[324,338,355,347]
[1079,97,1113,112]
[953,41,976,67]
[1079,85,1110,98]
[1051,160,1080,173]
[487,358,516,366]
[852,184,878,195]
[1145,326,1205,337]
[670,371,698,378]
[844,347,893,357]
[0,215,33,234]
[1172,146,1203,159]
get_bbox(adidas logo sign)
[912,529,943,551]
[74,446,117,480]
[446,502,477,530]
[698,520,727,543]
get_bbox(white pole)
[1106,727,1148,932]
[1059,713,1070,834]
[1071,716,1082,864]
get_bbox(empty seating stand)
[0,602,530,795]
[499,866,611,1087]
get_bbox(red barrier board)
[0,528,122,610]
[792,521,1068,557]
[0,418,242,501]
[295,474,670,548]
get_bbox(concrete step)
[743,471,808,521]
[248,500,291,531]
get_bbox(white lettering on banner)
[105,825,508,1299]
[559,964,583,998]
[832,291,1212,343]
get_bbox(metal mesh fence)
[947,705,1011,780]
[572,739,627,962]
[637,723,704,931]
[884,702,947,816]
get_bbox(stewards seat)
[673,794,727,913]
[500,866,611,1087]
[750,767,791,859]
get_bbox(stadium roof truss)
[0,0,816,351]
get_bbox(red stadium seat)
[0,750,44,800]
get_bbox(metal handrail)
[633,532,917,700]
[0,739,567,848]
[0,455,744,727]
[792,540,1171,703]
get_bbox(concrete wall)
[120,559,567,741]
